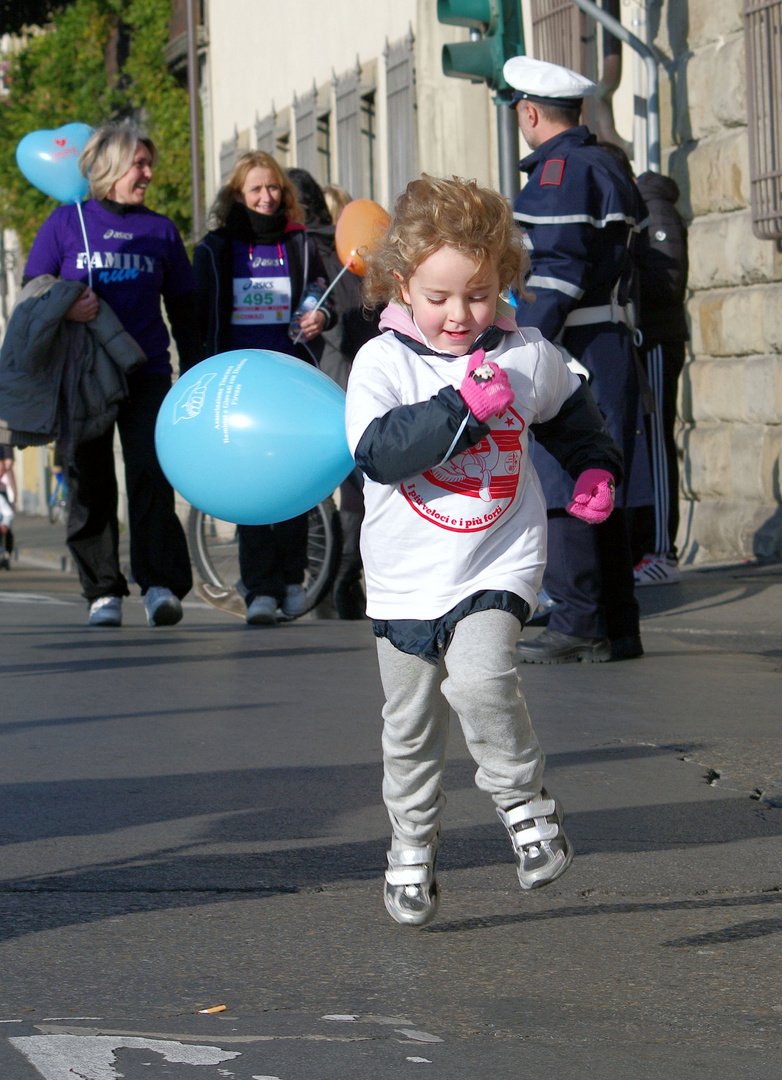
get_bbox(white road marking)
[395,1029,443,1043]
[9,1034,240,1079]
[0,592,75,605]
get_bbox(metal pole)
[186,0,203,240]
[0,226,7,326]
[497,101,520,201]
[568,0,660,172]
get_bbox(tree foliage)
[0,0,194,253]
[0,2,78,36]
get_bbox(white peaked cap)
[503,56,596,103]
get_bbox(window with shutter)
[335,64,363,197]
[745,0,782,239]
[295,86,318,175]
[255,109,277,157]
[385,27,417,202]
[219,129,238,185]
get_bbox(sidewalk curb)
[12,549,76,574]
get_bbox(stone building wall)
[660,0,782,562]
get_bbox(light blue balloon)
[16,122,93,202]
[155,350,355,525]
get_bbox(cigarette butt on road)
[197,1005,227,1014]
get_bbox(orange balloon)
[335,199,390,277]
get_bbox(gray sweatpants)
[376,608,545,848]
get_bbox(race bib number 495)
[231,275,292,324]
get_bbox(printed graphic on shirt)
[400,407,526,533]
[75,250,156,284]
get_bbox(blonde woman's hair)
[363,174,531,308]
[80,122,158,201]
[208,151,304,228]
[322,183,352,224]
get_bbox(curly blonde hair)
[208,151,304,228]
[363,174,531,307]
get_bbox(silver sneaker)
[246,595,278,625]
[143,587,183,627]
[497,790,573,890]
[384,831,440,927]
[88,595,122,627]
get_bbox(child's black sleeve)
[355,385,490,484]
[530,377,624,484]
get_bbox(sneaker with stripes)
[634,554,681,586]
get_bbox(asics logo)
[103,229,134,240]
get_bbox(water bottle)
[289,280,326,341]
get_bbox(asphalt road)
[1,542,781,1079]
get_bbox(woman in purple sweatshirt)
[24,122,200,628]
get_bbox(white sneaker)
[246,595,278,625]
[281,583,307,618]
[143,587,183,626]
[634,554,681,587]
[88,596,122,627]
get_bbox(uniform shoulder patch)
[540,158,565,186]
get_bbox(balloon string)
[291,264,349,346]
[75,199,93,290]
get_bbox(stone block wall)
[659,0,782,563]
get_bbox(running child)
[345,175,623,927]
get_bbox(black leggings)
[238,516,308,606]
[66,374,192,602]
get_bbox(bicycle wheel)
[187,498,342,617]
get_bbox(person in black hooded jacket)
[193,152,337,625]
[287,168,381,619]
[631,171,689,586]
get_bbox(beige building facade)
[661,0,782,563]
[7,1,781,570]
[199,0,782,567]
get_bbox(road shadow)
[0,743,703,847]
[636,560,782,622]
[1,746,780,945]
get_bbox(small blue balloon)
[155,350,355,525]
[16,122,93,203]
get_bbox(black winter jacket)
[635,172,689,344]
[304,220,380,391]
[193,210,337,366]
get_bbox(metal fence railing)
[745,0,782,240]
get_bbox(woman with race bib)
[194,152,336,625]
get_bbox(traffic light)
[438,0,525,95]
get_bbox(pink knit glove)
[567,469,616,524]
[459,349,515,422]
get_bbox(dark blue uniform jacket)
[513,125,652,509]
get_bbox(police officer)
[507,56,651,663]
